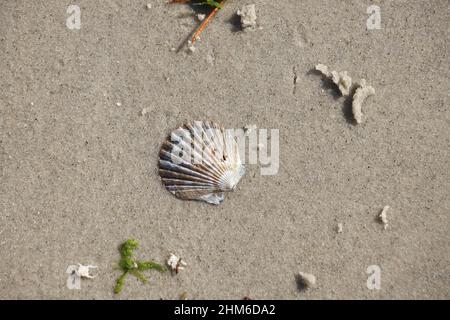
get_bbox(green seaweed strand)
[114,239,166,294]
[203,0,222,9]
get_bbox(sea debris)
[187,40,196,53]
[237,4,257,30]
[180,291,188,300]
[167,253,187,274]
[315,63,376,123]
[352,79,375,124]
[296,271,317,290]
[158,121,245,205]
[337,222,343,234]
[379,206,390,230]
[76,264,98,278]
[170,0,226,45]
[315,63,352,96]
[114,239,166,294]
[141,107,151,116]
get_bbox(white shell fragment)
[379,206,390,229]
[352,79,375,124]
[237,4,257,30]
[296,272,317,290]
[187,40,196,53]
[159,121,245,205]
[315,63,376,124]
[76,264,98,278]
[337,222,343,234]
[141,107,150,116]
[315,63,330,77]
[315,63,352,96]
[167,253,187,274]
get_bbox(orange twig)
[191,6,220,44]
[170,0,227,45]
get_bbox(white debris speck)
[116,102,122,107]
[146,3,152,10]
[337,223,343,233]
[187,40,196,54]
[141,107,151,116]
[296,271,317,289]
[197,13,206,21]
[76,264,97,278]
[167,253,187,273]
[237,4,257,30]
[379,206,390,229]
[315,64,353,96]
[352,79,375,124]
[180,292,188,300]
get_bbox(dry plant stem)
[191,6,220,43]
[170,0,226,44]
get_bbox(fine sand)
[0,0,449,299]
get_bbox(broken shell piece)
[352,79,375,124]
[76,264,98,278]
[331,71,352,96]
[167,253,187,274]
[337,223,343,234]
[315,63,330,77]
[141,107,150,116]
[159,121,245,205]
[180,292,188,300]
[296,272,317,290]
[379,206,389,229]
[237,4,257,30]
[197,13,206,21]
[187,40,196,54]
[315,64,352,96]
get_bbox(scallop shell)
[159,121,245,205]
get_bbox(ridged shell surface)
[159,121,245,205]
